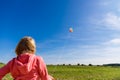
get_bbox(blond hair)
[15,36,36,55]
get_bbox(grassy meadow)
[1,63,120,80]
[48,65,120,80]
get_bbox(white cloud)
[104,38,120,45]
[91,12,120,30]
[108,38,120,44]
[101,13,120,30]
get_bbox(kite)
[69,27,73,32]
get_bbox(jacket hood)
[14,53,35,74]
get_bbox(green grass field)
[48,65,120,80]
[1,63,120,80]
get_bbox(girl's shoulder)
[35,55,45,64]
[35,55,43,61]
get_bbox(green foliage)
[1,63,120,80]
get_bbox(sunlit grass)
[47,65,120,80]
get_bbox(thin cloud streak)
[40,37,120,65]
[102,13,120,30]
[104,38,120,45]
[90,13,120,30]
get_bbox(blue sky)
[1,0,120,65]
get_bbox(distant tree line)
[0,62,4,65]
[54,63,94,66]
[48,63,120,67]
[103,63,120,66]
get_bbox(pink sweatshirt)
[0,53,51,80]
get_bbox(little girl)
[0,36,55,80]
